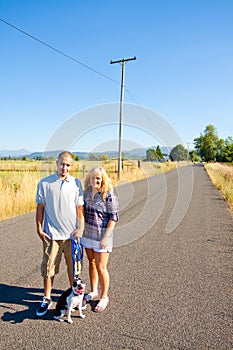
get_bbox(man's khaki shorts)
[41,239,73,279]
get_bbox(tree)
[88,153,98,161]
[146,148,158,161]
[101,154,109,162]
[189,150,200,162]
[170,144,189,161]
[216,138,225,162]
[146,146,164,161]
[155,145,163,159]
[222,137,233,162]
[194,124,219,162]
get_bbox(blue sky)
[1,0,232,153]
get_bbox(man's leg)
[44,276,54,299]
[36,240,60,316]
[63,239,75,286]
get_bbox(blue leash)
[71,238,84,279]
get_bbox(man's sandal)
[84,291,98,302]
[94,296,109,312]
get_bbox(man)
[35,151,84,316]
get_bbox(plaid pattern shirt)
[83,191,119,241]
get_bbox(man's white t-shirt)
[36,172,84,240]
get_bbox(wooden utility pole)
[110,56,136,179]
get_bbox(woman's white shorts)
[80,237,113,253]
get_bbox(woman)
[81,166,118,312]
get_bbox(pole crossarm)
[110,56,137,179]
[110,56,136,65]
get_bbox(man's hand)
[37,231,51,241]
[72,229,82,239]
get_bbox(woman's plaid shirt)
[83,191,119,241]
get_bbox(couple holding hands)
[35,151,119,317]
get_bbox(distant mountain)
[0,149,31,157]
[27,151,89,159]
[123,146,171,158]
[0,146,173,159]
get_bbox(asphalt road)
[0,165,232,350]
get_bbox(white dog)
[53,278,86,323]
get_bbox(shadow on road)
[0,284,63,323]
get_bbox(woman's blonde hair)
[84,166,113,200]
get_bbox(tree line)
[146,124,233,163]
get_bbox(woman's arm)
[100,220,116,248]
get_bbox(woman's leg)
[94,251,110,299]
[85,248,99,293]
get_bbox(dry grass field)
[205,162,233,211]
[0,159,188,221]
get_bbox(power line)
[0,18,120,85]
[0,18,141,105]
[125,88,138,104]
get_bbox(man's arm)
[36,203,50,241]
[73,205,84,238]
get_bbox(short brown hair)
[57,151,74,161]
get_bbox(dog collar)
[73,288,85,295]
